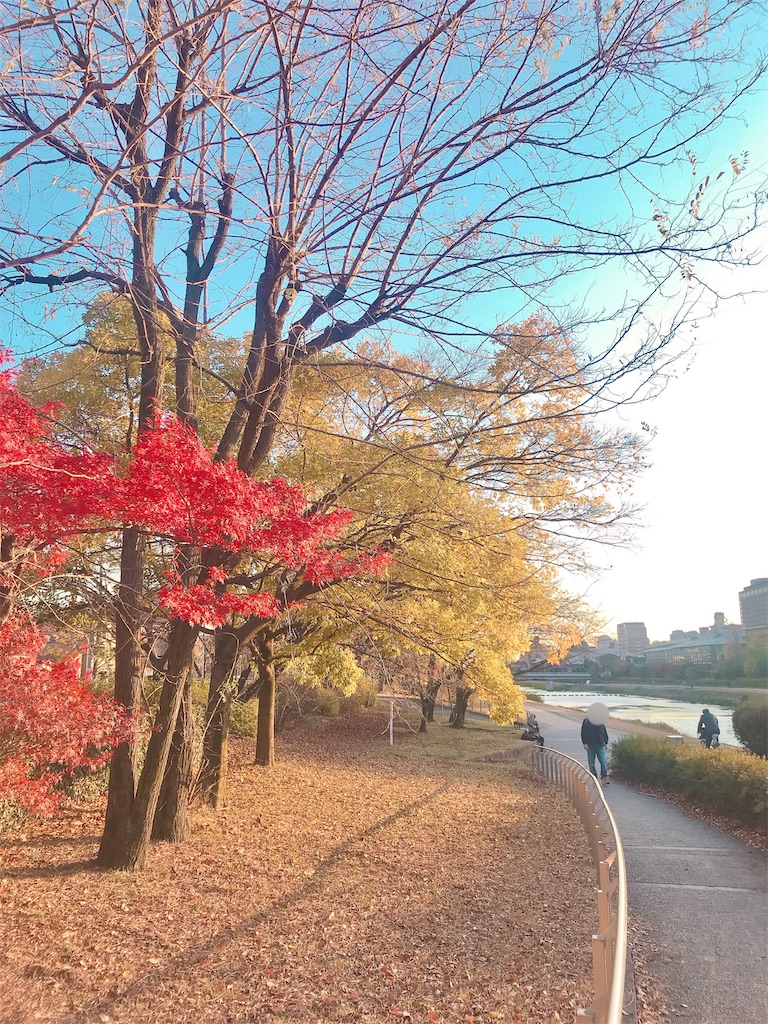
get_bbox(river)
[529,689,739,747]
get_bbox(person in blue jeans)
[581,716,610,784]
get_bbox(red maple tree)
[0,352,387,813]
[0,616,131,814]
[115,415,387,627]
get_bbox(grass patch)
[391,709,521,763]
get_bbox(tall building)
[739,579,768,641]
[617,621,649,658]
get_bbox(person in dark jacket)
[520,711,545,747]
[697,708,720,748]
[581,716,610,783]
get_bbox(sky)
[575,254,768,643]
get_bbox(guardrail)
[531,747,629,1024]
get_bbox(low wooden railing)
[531,747,629,1024]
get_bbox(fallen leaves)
[1,711,597,1024]
[628,913,671,1024]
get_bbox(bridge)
[515,670,592,686]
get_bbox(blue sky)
[1,2,765,642]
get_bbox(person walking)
[697,708,720,748]
[581,716,610,783]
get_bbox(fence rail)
[531,747,629,1024]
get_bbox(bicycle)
[699,732,720,749]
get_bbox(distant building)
[594,635,621,658]
[617,622,648,658]
[512,635,549,670]
[667,612,737,645]
[670,629,698,642]
[644,626,746,666]
[739,579,768,642]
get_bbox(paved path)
[532,702,768,1023]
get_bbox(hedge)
[609,736,768,831]
[732,695,768,757]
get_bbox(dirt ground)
[0,711,597,1024]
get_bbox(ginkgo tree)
[307,478,560,729]
[190,334,620,788]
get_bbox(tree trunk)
[151,180,237,834]
[419,692,429,732]
[150,554,201,841]
[199,629,240,808]
[151,671,195,842]
[98,525,145,862]
[254,637,276,767]
[199,692,230,810]
[450,685,473,729]
[100,185,167,866]
[96,621,197,871]
[426,679,440,723]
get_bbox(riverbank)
[533,680,765,709]
[526,688,741,745]
[533,701,766,848]
[525,700,701,744]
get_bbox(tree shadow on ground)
[0,834,100,851]
[51,781,450,1024]
[2,858,98,879]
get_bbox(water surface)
[532,690,738,747]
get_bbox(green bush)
[64,763,111,803]
[610,735,768,831]
[732,695,768,757]
[343,677,380,711]
[0,799,27,834]
[230,698,260,737]
[311,686,341,717]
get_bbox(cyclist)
[697,708,720,748]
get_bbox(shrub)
[343,677,380,711]
[311,686,341,717]
[0,798,27,834]
[230,699,259,737]
[63,763,111,804]
[274,677,306,731]
[610,736,768,830]
[732,695,768,757]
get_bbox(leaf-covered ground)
[0,711,595,1024]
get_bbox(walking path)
[532,702,768,1023]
